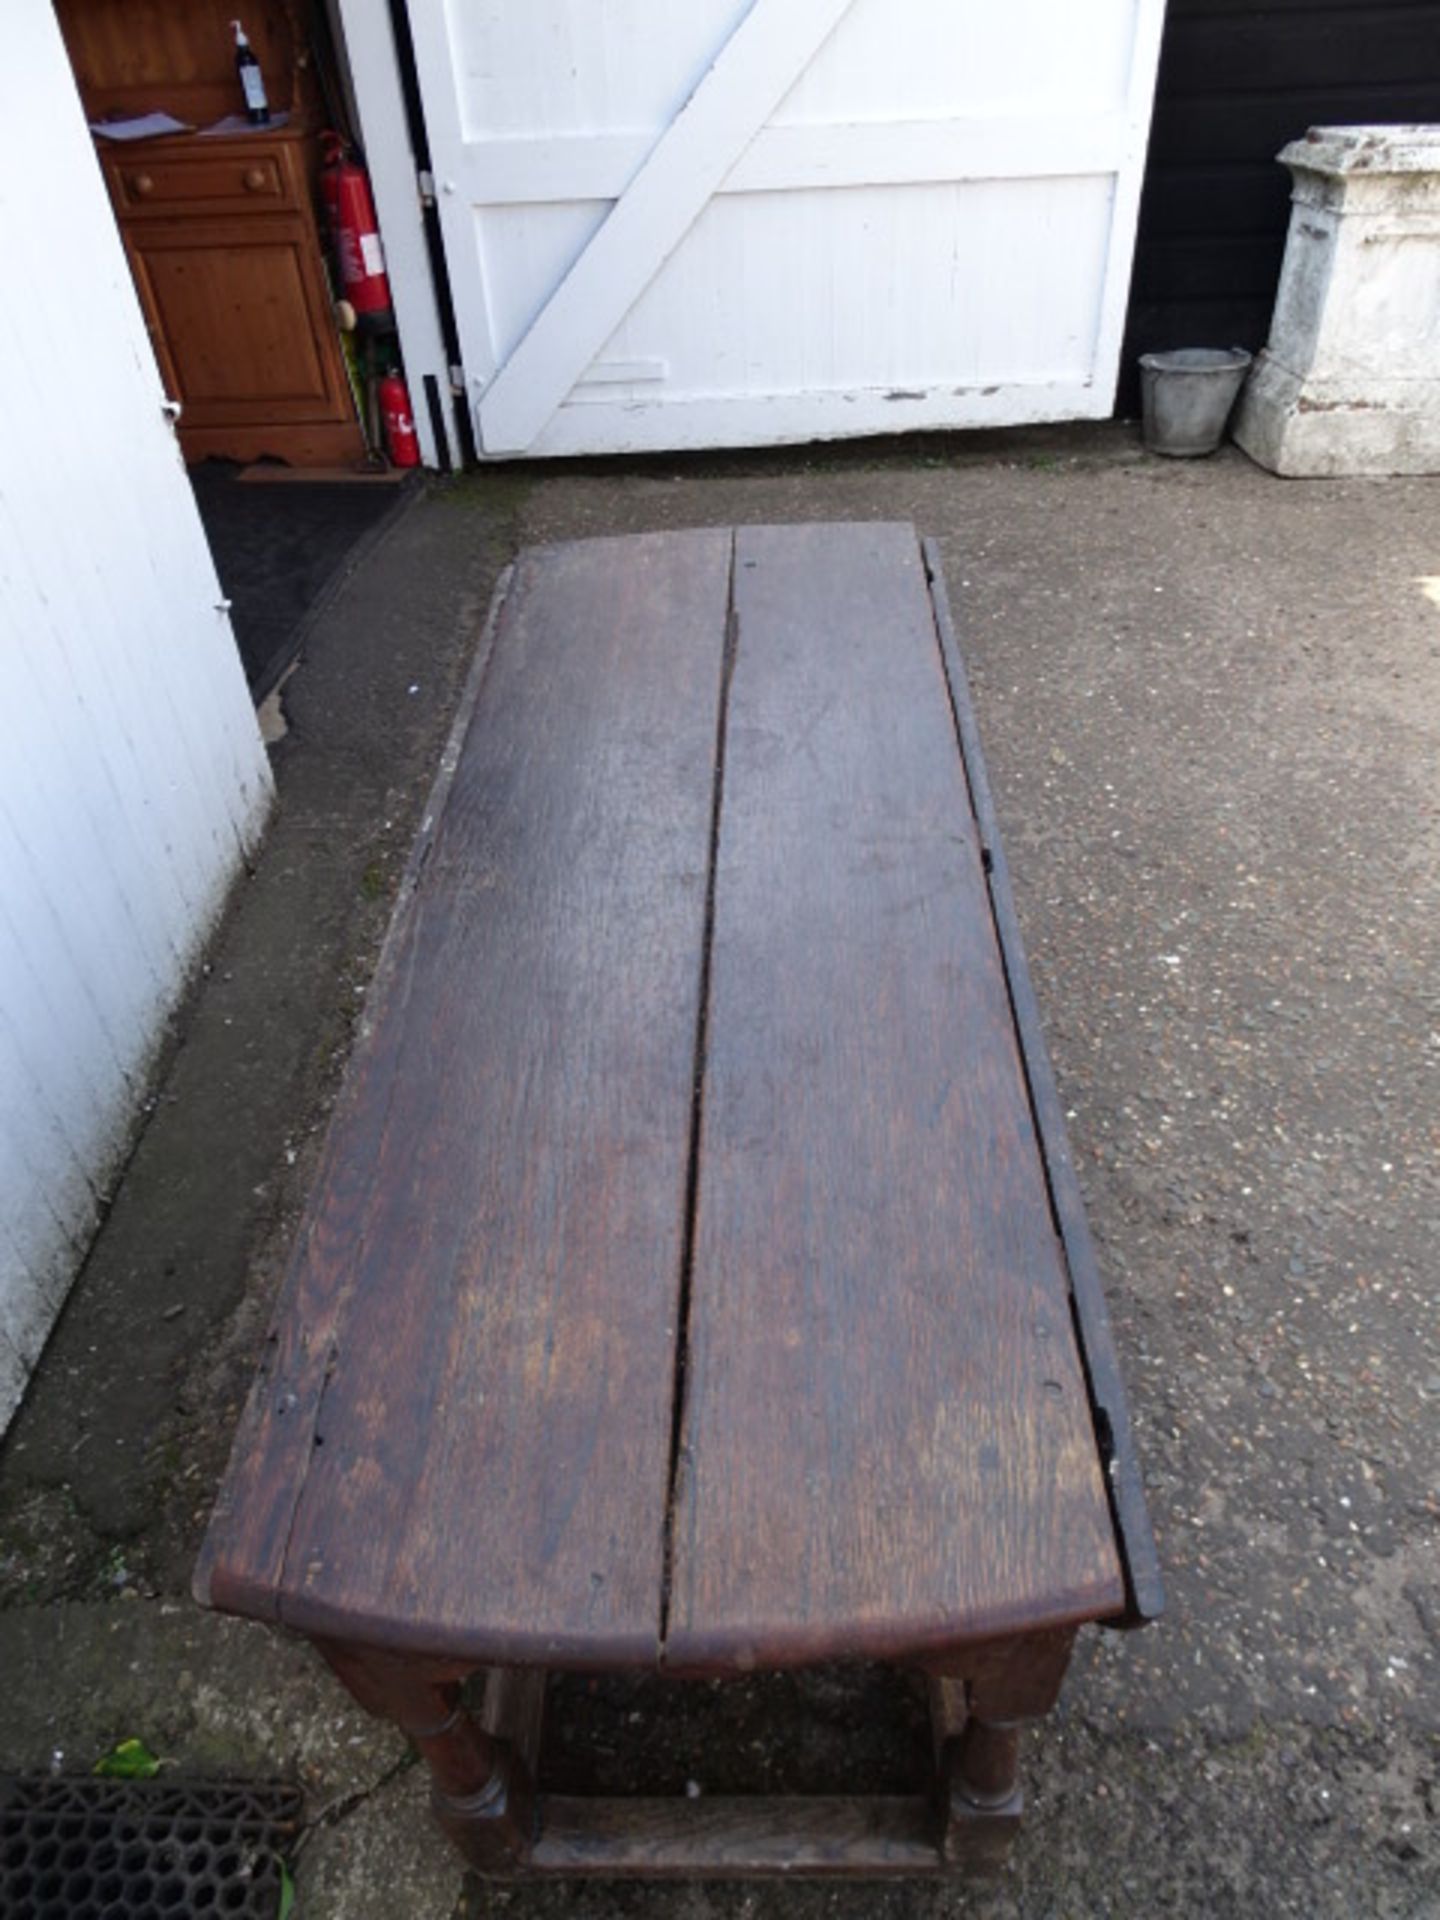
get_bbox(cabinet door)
[122,212,364,460]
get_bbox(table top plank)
[922,538,1163,1628]
[199,529,732,1664]
[665,522,1126,1670]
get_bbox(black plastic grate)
[0,1776,302,1919]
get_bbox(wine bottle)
[231,20,270,126]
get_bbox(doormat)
[190,460,420,702]
[0,1775,302,1919]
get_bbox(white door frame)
[330,0,461,470]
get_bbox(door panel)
[409,0,1166,456]
[125,218,354,424]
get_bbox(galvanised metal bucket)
[1140,347,1253,457]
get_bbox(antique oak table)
[197,523,1160,1878]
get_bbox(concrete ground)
[1,427,1437,1918]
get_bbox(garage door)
[407,0,1165,458]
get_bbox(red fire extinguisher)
[320,134,393,322]
[377,370,420,467]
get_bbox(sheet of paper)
[91,112,193,142]
[200,111,290,137]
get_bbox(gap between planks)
[658,531,740,1656]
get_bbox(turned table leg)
[929,1627,1076,1861]
[317,1640,535,1870]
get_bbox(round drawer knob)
[131,172,154,196]
[242,167,267,191]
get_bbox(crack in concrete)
[291,1746,419,1861]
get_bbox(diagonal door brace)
[476,0,858,455]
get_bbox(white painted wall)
[0,0,274,1430]
[405,0,1165,456]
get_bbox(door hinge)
[449,364,465,397]
[417,167,436,208]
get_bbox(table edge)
[921,536,1165,1628]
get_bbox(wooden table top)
[197,522,1134,1672]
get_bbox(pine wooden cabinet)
[59,0,366,468]
[100,128,366,467]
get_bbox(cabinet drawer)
[106,148,300,218]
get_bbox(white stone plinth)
[1233,125,1440,476]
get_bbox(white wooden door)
[408,0,1165,458]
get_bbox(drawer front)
[106,148,300,218]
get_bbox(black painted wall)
[1119,0,1440,413]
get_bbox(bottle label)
[241,66,268,113]
[360,232,385,279]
